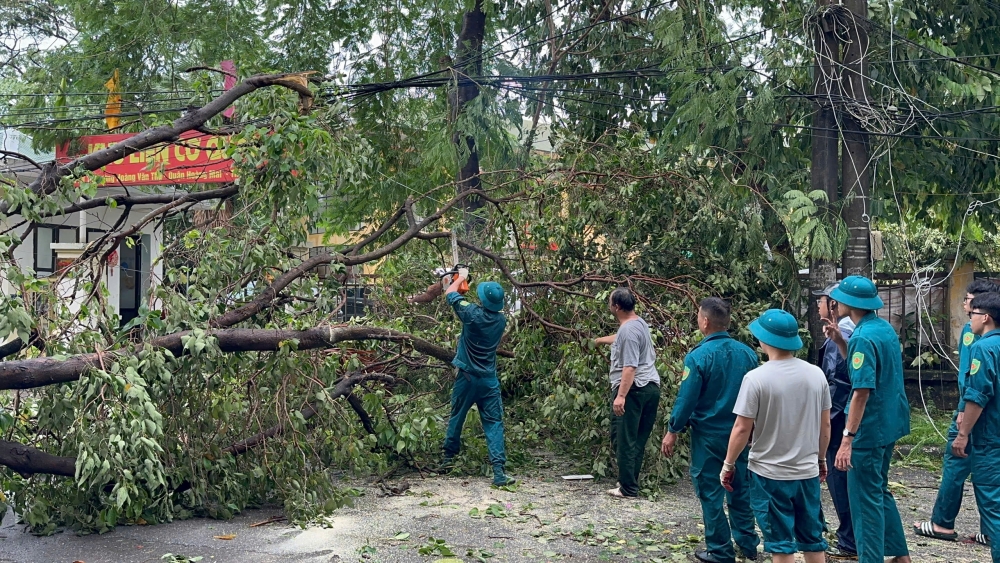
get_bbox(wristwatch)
[843,428,857,438]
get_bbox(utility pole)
[808,0,841,359]
[840,0,873,276]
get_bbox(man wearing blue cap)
[830,275,911,563]
[661,297,760,563]
[594,287,661,499]
[952,291,1000,563]
[724,309,831,563]
[813,283,856,558]
[440,269,515,487]
[914,279,999,545]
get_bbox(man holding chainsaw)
[439,266,515,487]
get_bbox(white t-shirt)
[733,357,831,480]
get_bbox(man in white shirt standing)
[722,309,832,563]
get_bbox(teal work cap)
[749,309,803,351]
[830,275,883,311]
[477,281,505,312]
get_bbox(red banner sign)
[56,132,234,186]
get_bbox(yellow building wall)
[949,261,976,347]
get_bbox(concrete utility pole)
[808,0,841,359]
[839,0,873,276]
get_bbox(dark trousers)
[609,383,660,497]
[826,413,857,553]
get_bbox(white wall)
[2,203,164,319]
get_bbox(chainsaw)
[434,231,470,294]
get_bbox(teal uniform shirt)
[447,291,507,376]
[667,331,759,436]
[957,322,979,412]
[846,312,911,448]
[962,329,1000,449]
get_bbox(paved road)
[0,465,991,563]
[0,507,347,563]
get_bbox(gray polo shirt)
[609,317,661,389]
[733,357,831,480]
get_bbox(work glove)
[457,267,469,280]
[720,461,736,492]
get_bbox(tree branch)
[0,326,454,391]
[223,372,394,456]
[207,189,490,328]
[25,184,239,226]
[4,72,313,216]
[0,439,75,477]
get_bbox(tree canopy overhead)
[0,0,997,533]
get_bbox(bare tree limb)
[0,150,41,170]
[22,184,239,226]
[346,392,377,435]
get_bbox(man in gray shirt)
[594,287,661,498]
[723,309,831,563]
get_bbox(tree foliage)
[0,0,998,534]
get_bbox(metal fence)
[873,273,951,365]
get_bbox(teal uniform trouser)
[931,416,974,531]
[609,383,661,497]
[749,473,827,554]
[972,446,1000,562]
[848,444,909,563]
[443,370,506,466]
[690,431,760,561]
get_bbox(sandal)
[826,545,858,559]
[913,521,959,541]
[963,533,991,546]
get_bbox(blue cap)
[749,309,803,351]
[830,275,883,311]
[477,281,505,312]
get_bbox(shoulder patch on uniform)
[851,352,864,370]
[963,332,975,347]
[682,366,690,380]
[971,358,982,375]
[459,301,471,307]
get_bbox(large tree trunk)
[451,0,487,240]
[808,0,841,360]
[840,0,873,277]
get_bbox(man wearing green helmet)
[439,269,515,487]
[828,275,911,563]
[724,309,831,563]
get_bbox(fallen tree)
[0,326,453,391]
